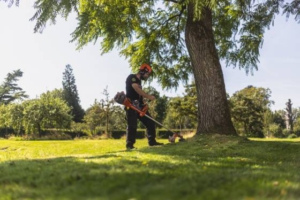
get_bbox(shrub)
[0,127,14,138]
[41,129,87,139]
[111,130,126,139]
[111,129,146,139]
[268,123,283,138]
[136,129,146,139]
[287,134,297,139]
[8,132,73,140]
[282,129,291,137]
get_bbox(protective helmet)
[139,63,152,73]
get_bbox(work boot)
[149,141,164,146]
[126,142,136,150]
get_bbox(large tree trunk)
[185,4,236,135]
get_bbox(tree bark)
[185,4,236,135]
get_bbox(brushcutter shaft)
[144,114,176,135]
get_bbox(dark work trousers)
[125,107,156,145]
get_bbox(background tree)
[263,109,287,138]
[293,117,300,136]
[6,103,24,135]
[109,105,127,130]
[22,94,72,136]
[62,64,85,122]
[284,99,300,132]
[0,69,28,105]
[268,123,283,138]
[144,86,168,123]
[44,88,65,100]
[99,87,114,137]
[263,108,273,137]
[0,104,9,134]
[5,0,300,135]
[164,97,190,129]
[180,82,198,126]
[273,110,286,129]
[229,86,274,137]
[84,100,103,135]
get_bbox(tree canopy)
[7,0,296,80]
[0,69,28,105]
[229,85,274,137]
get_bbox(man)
[125,63,164,150]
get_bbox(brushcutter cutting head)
[168,133,185,143]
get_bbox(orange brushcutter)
[114,91,185,143]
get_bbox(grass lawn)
[0,135,299,200]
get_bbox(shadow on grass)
[0,137,300,200]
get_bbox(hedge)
[111,129,146,139]
[157,129,195,139]
[0,128,14,138]
[0,128,88,139]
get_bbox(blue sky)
[1,1,299,111]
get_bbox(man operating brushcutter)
[124,63,164,150]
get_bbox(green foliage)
[16,0,299,82]
[84,88,127,134]
[287,133,297,139]
[109,105,126,130]
[70,121,90,136]
[22,94,72,135]
[0,104,9,128]
[99,87,115,136]
[62,64,85,122]
[268,123,283,138]
[293,118,300,136]
[181,82,197,123]
[15,131,74,140]
[164,97,185,129]
[114,129,146,139]
[84,100,103,135]
[110,130,125,139]
[229,85,274,137]
[0,69,28,105]
[0,91,72,136]
[5,103,24,135]
[163,83,197,129]
[144,86,168,122]
[282,128,291,137]
[0,0,19,7]
[43,88,65,100]
[136,129,146,139]
[272,110,286,129]
[0,103,24,135]
[214,1,280,74]
[282,0,300,23]
[284,99,300,132]
[155,95,169,122]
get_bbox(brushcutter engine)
[114,91,127,105]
